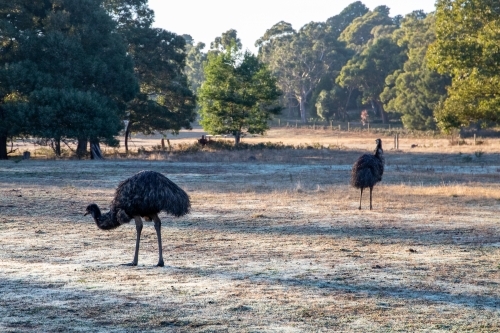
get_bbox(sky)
[147,0,437,53]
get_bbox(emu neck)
[90,206,102,221]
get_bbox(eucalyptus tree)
[337,37,406,123]
[380,11,450,130]
[199,41,281,145]
[427,0,500,131]
[257,21,351,123]
[339,5,394,52]
[183,35,207,94]
[210,29,242,52]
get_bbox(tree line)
[188,0,500,136]
[1,0,499,157]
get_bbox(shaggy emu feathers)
[350,139,384,210]
[87,170,190,230]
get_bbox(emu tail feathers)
[160,183,191,217]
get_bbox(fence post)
[474,133,476,145]
[296,120,298,128]
[367,123,370,132]
[348,122,350,132]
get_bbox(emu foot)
[157,260,164,267]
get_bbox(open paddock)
[1,133,499,332]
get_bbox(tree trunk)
[90,140,103,160]
[375,100,389,124]
[299,97,307,123]
[124,121,131,153]
[0,136,7,160]
[234,132,241,146]
[76,138,88,159]
[52,138,61,157]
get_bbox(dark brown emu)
[350,138,384,210]
[84,170,190,267]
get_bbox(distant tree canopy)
[199,33,281,145]
[183,35,207,94]
[256,1,480,132]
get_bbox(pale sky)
[147,0,437,53]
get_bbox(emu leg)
[125,216,143,266]
[369,187,373,210]
[153,214,164,267]
[359,188,363,210]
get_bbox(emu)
[84,170,190,267]
[350,138,385,210]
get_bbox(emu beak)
[84,211,89,216]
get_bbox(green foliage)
[381,12,450,130]
[339,5,394,52]
[315,86,350,121]
[258,20,352,123]
[337,37,406,123]
[199,40,282,145]
[427,0,500,131]
[23,88,121,146]
[184,35,207,93]
[101,1,197,152]
[210,29,242,52]
[122,26,196,138]
[0,0,138,158]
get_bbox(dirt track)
[1,145,499,332]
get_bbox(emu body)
[350,138,385,210]
[85,170,190,266]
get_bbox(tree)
[258,21,352,123]
[183,35,207,94]
[0,0,138,159]
[315,86,352,121]
[326,1,369,38]
[121,27,196,152]
[427,0,500,131]
[339,5,394,52]
[198,43,281,145]
[381,12,450,130]
[210,29,242,52]
[106,1,196,153]
[337,37,406,123]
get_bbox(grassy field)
[1,130,499,332]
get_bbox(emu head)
[84,203,101,218]
[375,138,383,155]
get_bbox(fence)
[270,119,402,132]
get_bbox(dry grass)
[1,134,499,332]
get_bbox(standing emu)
[84,170,190,267]
[350,138,384,210]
